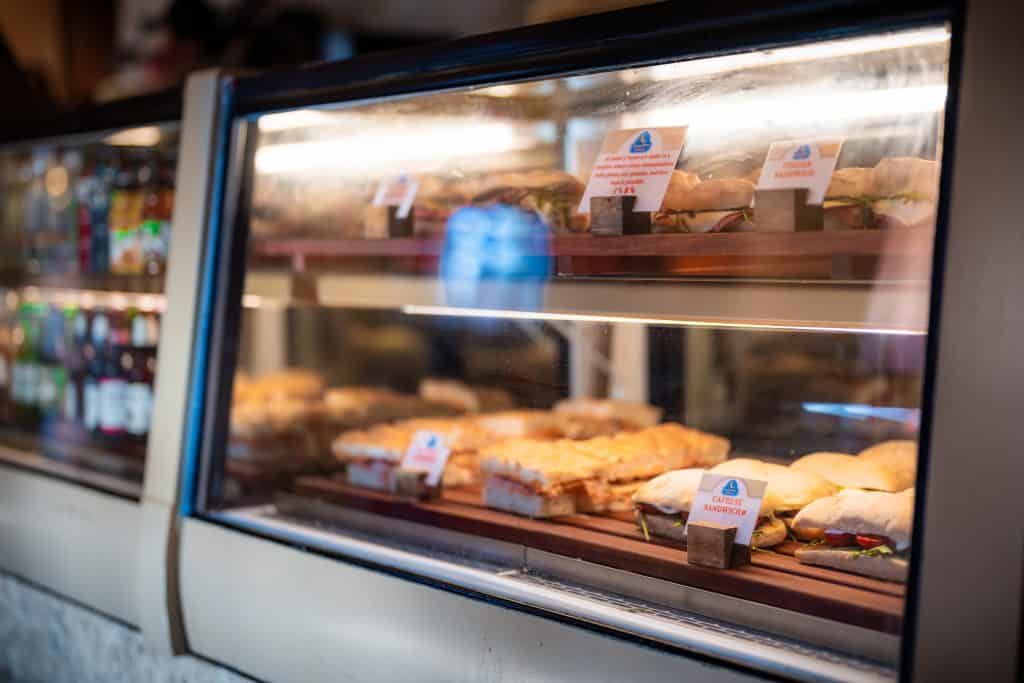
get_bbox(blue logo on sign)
[793,144,811,160]
[630,131,653,154]
[721,479,740,496]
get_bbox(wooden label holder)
[386,205,414,238]
[590,196,652,236]
[686,521,751,569]
[754,188,823,232]
[393,468,441,501]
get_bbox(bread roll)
[858,440,917,491]
[711,458,837,512]
[632,468,706,514]
[660,177,755,212]
[659,170,701,210]
[790,452,906,492]
[792,489,913,550]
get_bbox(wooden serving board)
[295,476,903,634]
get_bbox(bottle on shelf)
[89,153,117,275]
[124,309,158,442]
[109,159,144,276]
[23,150,51,274]
[11,302,43,427]
[83,308,107,435]
[98,308,127,441]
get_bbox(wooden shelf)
[0,269,165,294]
[294,475,904,634]
[250,228,933,261]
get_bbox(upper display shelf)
[0,123,179,296]
[240,26,950,329]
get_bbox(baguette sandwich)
[822,158,939,231]
[792,489,913,582]
[471,170,588,233]
[791,451,913,492]
[711,458,837,541]
[654,171,755,233]
[633,468,787,548]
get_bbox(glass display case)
[175,3,1022,681]
[0,117,178,499]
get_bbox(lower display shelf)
[293,475,903,634]
[0,442,142,499]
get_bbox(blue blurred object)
[440,205,551,319]
[802,402,920,425]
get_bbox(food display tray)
[294,475,904,634]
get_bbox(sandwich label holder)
[755,138,843,232]
[686,473,767,569]
[395,430,449,499]
[371,174,419,237]
[580,126,687,236]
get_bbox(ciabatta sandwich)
[792,489,913,582]
[790,452,909,492]
[857,440,917,490]
[654,171,755,233]
[633,468,787,548]
[419,378,515,413]
[552,398,662,430]
[711,458,837,541]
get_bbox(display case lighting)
[644,27,950,81]
[15,287,165,312]
[103,125,163,147]
[400,304,924,335]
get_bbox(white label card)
[400,430,451,487]
[578,127,688,213]
[757,138,843,205]
[685,473,768,546]
[372,174,419,219]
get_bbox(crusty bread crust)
[792,489,913,548]
[632,469,706,513]
[661,177,755,212]
[753,517,787,549]
[858,440,917,490]
[795,547,909,583]
[826,167,872,198]
[791,452,905,492]
[711,458,836,512]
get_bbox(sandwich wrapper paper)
[757,138,843,204]
[373,174,420,219]
[686,473,767,546]
[578,127,688,213]
[400,430,451,487]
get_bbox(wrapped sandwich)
[471,170,588,233]
[632,468,787,548]
[792,489,914,582]
[711,458,837,541]
[791,451,914,492]
[653,171,755,233]
[822,157,939,231]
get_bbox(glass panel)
[205,25,950,665]
[0,123,178,497]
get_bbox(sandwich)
[791,452,912,492]
[333,417,497,491]
[229,397,322,462]
[411,175,472,236]
[473,410,564,439]
[857,440,917,490]
[480,422,730,517]
[822,158,939,231]
[792,489,913,582]
[240,369,325,403]
[552,398,662,430]
[471,170,588,233]
[711,459,837,541]
[632,468,787,548]
[823,167,874,231]
[480,438,606,517]
[418,378,516,414]
[653,171,755,233]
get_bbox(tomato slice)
[855,534,893,549]
[825,531,856,547]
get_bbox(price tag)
[757,138,843,205]
[372,174,419,219]
[578,127,688,213]
[685,473,767,546]
[400,430,451,487]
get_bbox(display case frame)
[166,1,1023,681]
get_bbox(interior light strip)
[400,304,925,336]
[13,287,165,312]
